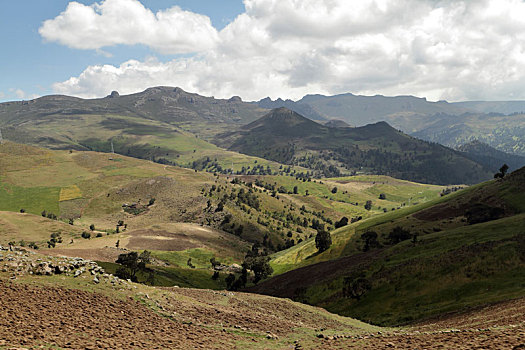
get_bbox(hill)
[260,93,525,157]
[0,87,286,176]
[457,140,525,172]
[3,248,523,349]
[217,108,492,185]
[247,166,525,326]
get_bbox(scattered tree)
[361,231,380,251]
[315,229,332,253]
[334,217,349,229]
[494,164,509,179]
[387,226,411,245]
[115,250,151,282]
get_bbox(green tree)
[244,256,273,284]
[361,231,380,251]
[334,216,349,229]
[315,229,332,253]
[115,251,151,282]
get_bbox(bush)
[81,231,91,239]
[387,226,411,245]
[334,217,349,229]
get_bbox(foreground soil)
[0,280,238,349]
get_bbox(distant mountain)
[298,93,468,125]
[254,97,326,121]
[452,101,525,115]
[457,140,525,172]
[324,119,352,128]
[262,92,525,157]
[411,113,525,156]
[0,87,268,155]
[216,108,492,185]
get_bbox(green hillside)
[218,108,492,185]
[247,166,525,326]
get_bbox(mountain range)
[0,86,523,184]
[256,94,525,157]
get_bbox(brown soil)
[127,229,199,251]
[325,297,525,349]
[0,280,238,349]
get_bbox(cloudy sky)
[2,0,525,102]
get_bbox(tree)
[331,187,338,194]
[225,273,236,290]
[315,229,332,253]
[244,256,273,284]
[81,231,91,239]
[115,240,120,248]
[387,226,411,245]
[494,164,509,179]
[361,231,380,251]
[210,257,221,268]
[334,217,349,229]
[148,198,156,206]
[115,250,151,282]
[89,224,95,231]
[19,209,25,213]
[364,200,372,210]
[379,193,386,200]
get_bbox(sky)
[2,0,525,103]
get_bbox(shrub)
[387,226,411,245]
[334,217,349,229]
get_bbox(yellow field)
[59,185,82,201]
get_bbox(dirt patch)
[0,279,237,349]
[126,229,200,251]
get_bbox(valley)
[0,89,523,349]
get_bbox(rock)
[107,91,120,98]
[93,276,99,284]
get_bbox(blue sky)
[0,1,244,101]
[2,1,525,102]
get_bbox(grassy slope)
[249,167,525,325]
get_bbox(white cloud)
[48,0,525,101]
[39,0,219,54]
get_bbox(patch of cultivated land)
[0,271,523,349]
